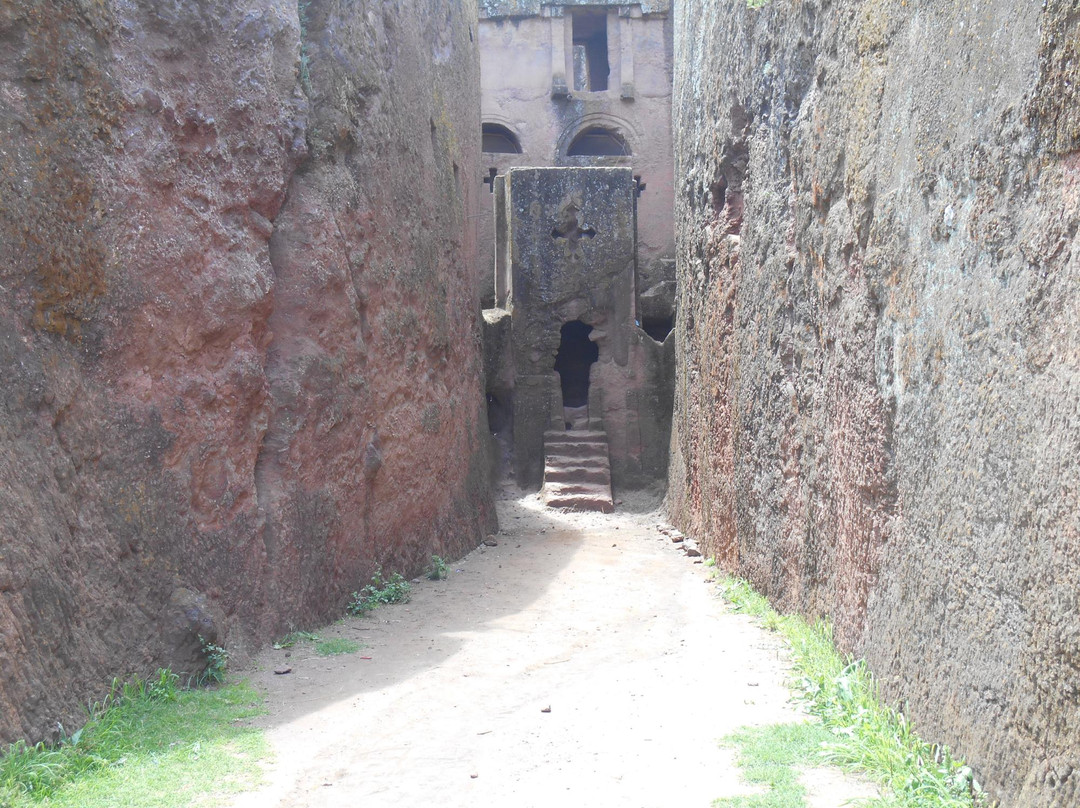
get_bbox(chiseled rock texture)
[0,0,494,743]
[671,1,1079,805]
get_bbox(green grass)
[0,671,268,808]
[273,631,360,657]
[313,638,361,656]
[716,575,985,808]
[714,722,835,808]
[272,631,320,650]
[346,568,412,616]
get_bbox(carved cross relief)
[551,199,597,264]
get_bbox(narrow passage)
[228,495,873,807]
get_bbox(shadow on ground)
[239,492,595,730]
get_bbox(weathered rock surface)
[0,0,494,744]
[670,2,1079,805]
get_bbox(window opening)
[641,315,674,343]
[571,9,609,92]
[567,126,630,157]
[482,123,522,154]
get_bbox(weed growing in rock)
[196,636,228,686]
[347,568,411,616]
[0,671,266,807]
[715,574,986,808]
[297,0,313,96]
[426,554,449,580]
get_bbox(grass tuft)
[194,636,228,687]
[716,574,986,808]
[272,631,320,650]
[0,671,266,808]
[313,638,361,656]
[273,631,361,657]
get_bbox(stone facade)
[517,169,649,485]
[477,1,676,327]
[478,2,676,493]
[485,167,673,492]
[670,2,1080,806]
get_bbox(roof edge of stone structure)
[504,165,636,176]
[480,1,670,20]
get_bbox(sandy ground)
[226,493,876,808]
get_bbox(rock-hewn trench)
[0,2,1077,806]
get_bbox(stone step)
[543,452,609,468]
[541,427,614,514]
[542,480,612,496]
[544,429,606,442]
[540,438,609,451]
[543,493,614,513]
[542,441,608,459]
[543,466,610,484]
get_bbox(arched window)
[566,126,630,157]
[482,123,522,154]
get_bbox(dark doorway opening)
[554,320,598,408]
[486,390,514,480]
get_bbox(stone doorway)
[553,320,598,429]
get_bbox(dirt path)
[227,495,874,808]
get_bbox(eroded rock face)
[670,2,1079,805]
[0,0,493,743]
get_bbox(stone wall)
[482,166,674,493]
[503,167,637,485]
[670,1,1079,805]
[0,0,494,744]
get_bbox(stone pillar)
[494,174,510,308]
[513,374,557,486]
[618,6,638,100]
[549,373,565,429]
[548,7,569,99]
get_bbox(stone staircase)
[540,429,614,513]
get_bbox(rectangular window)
[571,9,608,92]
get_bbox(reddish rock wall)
[0,0,494,743]
[670,2,1079,805]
